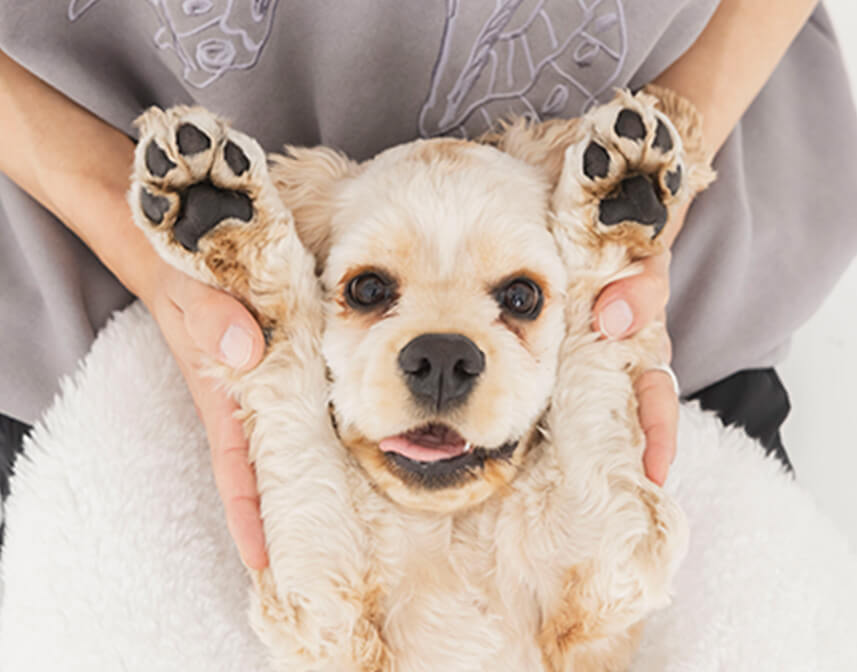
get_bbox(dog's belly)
[364,501,546,671]
[383,585,543,672]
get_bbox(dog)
[129,86,713,671]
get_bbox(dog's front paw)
[132,108,259,270]
[560,89,712,256]
[130,105,317,329]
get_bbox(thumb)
[175,276,265,371]
[593,252,670,340]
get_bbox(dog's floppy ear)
[482,115,585,195]
[485,86,714,257]
[268,146,359,269]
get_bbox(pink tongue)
[379,434,467,463]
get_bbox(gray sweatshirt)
[1,0,855,423]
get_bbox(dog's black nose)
[398,333,485,411]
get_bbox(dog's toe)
[614,109,646,141]
[176,122,212,156]
[144,140,176,178]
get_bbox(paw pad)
[140,188,170,224]
[145,141,176,177]
[224,140,250,176]
[614,109,645,141]
[177,123,211,155]
[599,175,667,233]
[583,142,610,179]
[665,166,682,196]
[576,96,685,242]
[653,120,673,152]
[173,182,252,251]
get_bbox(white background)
[777,1,857,546]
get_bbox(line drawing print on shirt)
[419,0,628,139]
[68,0,101,20]
[68,0,280,88]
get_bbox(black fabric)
[688,368,793,473]
[1,413,31,547]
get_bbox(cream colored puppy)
[129,87,713,671]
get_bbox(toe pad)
[177,123,211,156]
[614,109,646,141]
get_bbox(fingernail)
[599,300,634,339]
[220,324,253,369]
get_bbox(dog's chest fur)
[350,466,551,670]
[344,387,647,672]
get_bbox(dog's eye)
[346,272,395,309]
[496,278,543,319]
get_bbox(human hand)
[141,262,269,569]
[593,250,679,486]
[0,49,272,566]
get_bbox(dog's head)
[271,135,572,512]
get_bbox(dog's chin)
[337,417,538,513]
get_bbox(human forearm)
[594,0,817,475]
[653,0,818,245]
[656,0,818,155]
[0,50,159,299]
[1,51,269,567]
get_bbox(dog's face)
[275,139,567,512]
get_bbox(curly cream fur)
[129,89,712,671]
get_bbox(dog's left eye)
[346,272,395,309]
[496,278,543,319]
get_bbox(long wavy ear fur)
[268,146,359,271]
[483,87,715,200]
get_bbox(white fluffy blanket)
[1,303,855,671]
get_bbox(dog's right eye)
[495,277,543,320]
[345,272,395,310]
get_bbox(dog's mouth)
[380,423,471,462]
[379,423,518,488]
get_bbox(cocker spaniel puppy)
[130,86,713,671]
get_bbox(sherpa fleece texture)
[1,303,855,671]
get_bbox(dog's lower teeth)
[464,442,472,453]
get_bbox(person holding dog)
[0,0,852,570]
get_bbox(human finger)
[636,367,680,486]
[168,272,265,372]
[197,377,269,569]
[593,252,671,339]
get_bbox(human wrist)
[652,0,818,161]
[65,170,166,304]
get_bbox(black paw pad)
[599,175,667,234]
[145,141,175,177]
[176,123,211,155]
[665,166,682,195]
[224,141,250,176]
[614,109,645,141]
[653,120,674,152]
[583,142,610,179]
[173,181,252,251]
[140,188,170,224]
